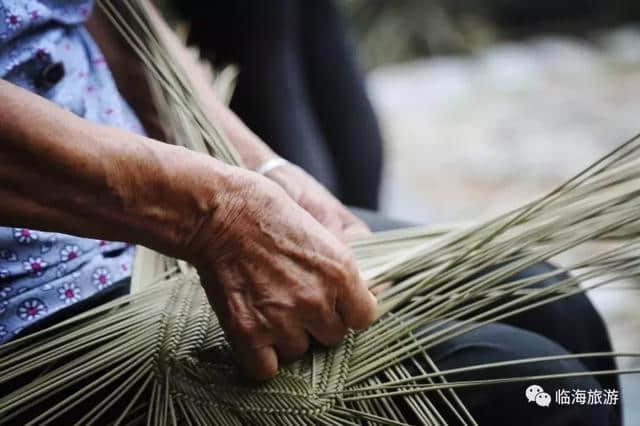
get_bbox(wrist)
[105,132,238,260]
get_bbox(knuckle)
[336,248,357,275]
[334,256,359,288]
[228,317,260,344]
[334,245,353,265]
[297,288,326,311]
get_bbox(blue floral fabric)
[0,0,144,343]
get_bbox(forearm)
[0,80,236,257]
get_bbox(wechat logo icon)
[526,384,551,407]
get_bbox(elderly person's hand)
[262,162,371,242]
[183,168,377,380]
[0,80,376,382]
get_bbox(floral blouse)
[0,0,144,343]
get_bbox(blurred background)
[341,1,640,422]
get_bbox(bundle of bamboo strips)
[1,0,639,424]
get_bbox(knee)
[506,262,612,354]
[426,323,617,425]
[513,261,597,315]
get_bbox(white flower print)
[60,245,81,262]
[92,267,112,289]
[57,282,80,304]
[23,257,47,276]
[13,228,38,244]
[17,298,47,321]
[4,10,21,30]
[0,269,8,280]
[0,286,11,298]
[0,324,7,338]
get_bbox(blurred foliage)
[341,0,640,69]
[341,0,472,69]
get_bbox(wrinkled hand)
[264,162,371,242]
[265,163,390,296]
[185,170,377,380]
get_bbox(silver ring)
[254,157,290,175]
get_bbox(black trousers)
[354,208,620,426]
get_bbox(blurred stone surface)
[368,28,640,422]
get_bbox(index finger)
[336,263,377,330]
